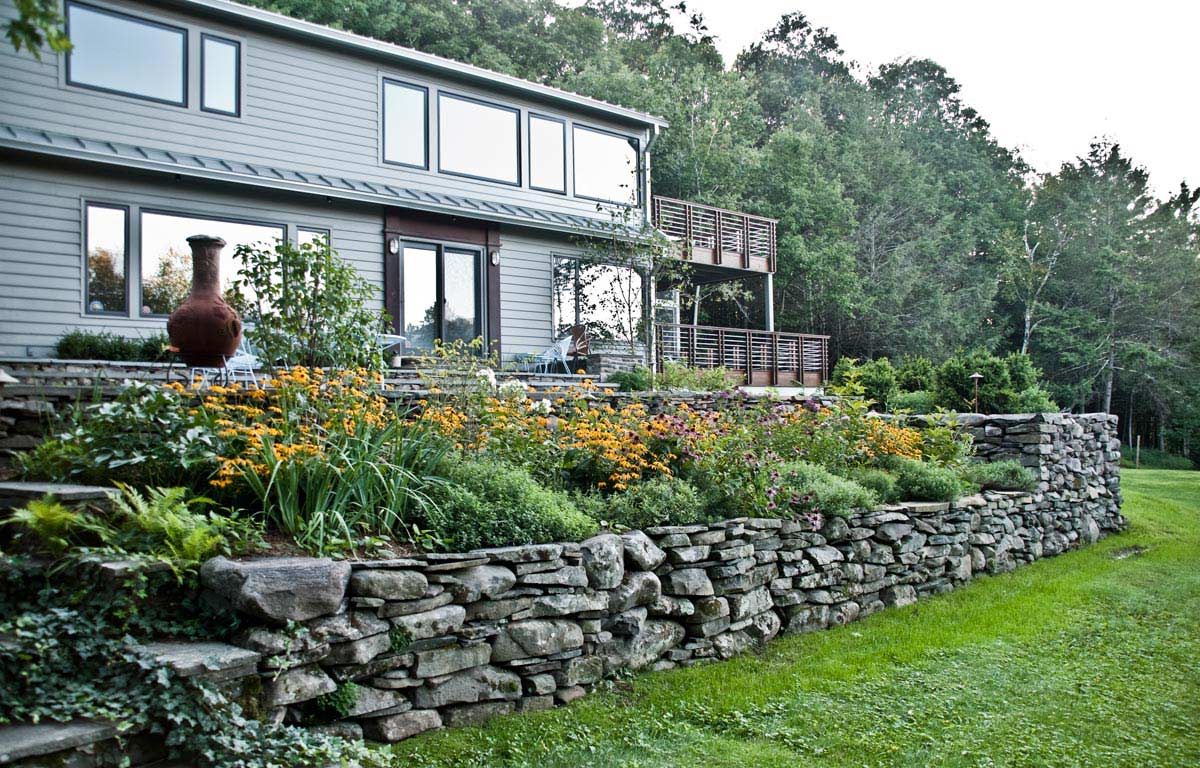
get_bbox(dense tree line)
[15,0,1172,458]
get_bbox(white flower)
[475,367,497,388]
[528,397,552,415]
[498,378,527,398]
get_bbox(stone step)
[142,641,262,681]
[0,720,117,765]
[0,482,116,512]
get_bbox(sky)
[681,0,1198,198]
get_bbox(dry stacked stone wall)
[188,412,1124,744]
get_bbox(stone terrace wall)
[183,413,1123,745]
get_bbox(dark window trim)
[200,33,241,117]
[65,1,189,108]
[297,226,331,245]
[397,238,485,349]
[136,207,285,318]
[528,112,567,195]
[436,90,522,188]
[83,201,130,317]
[550,254,645,341]
[382,78,430,171]
[571,123,642,208]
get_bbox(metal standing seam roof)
[0,123,650,240]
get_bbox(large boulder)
[350,569,428,600]
[492,620,584,662]
[412,665,522,708]
[580,534,625,589]
[621,531,667,570]
[599,619,684,672]
[608,572,662,613]
[360,710,442,743]
[201,557,350,623]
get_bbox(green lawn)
[391,470,1200,768]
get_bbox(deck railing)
[652,196,777,273]
[656,323,829,387]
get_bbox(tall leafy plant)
[230,238,386,370]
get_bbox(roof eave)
[161,0,669,129]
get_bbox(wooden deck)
[652,196,777,274]
[656,323,829,387]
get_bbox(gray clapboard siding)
[0,156,385,357]
[497,230,579,358]
[0,0,652,226]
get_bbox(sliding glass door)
[399,242,482,351]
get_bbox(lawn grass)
[390,469,1200,768]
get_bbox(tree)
[4,0,71,59]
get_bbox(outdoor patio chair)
[223,339,261,388]
[533,335,573,374]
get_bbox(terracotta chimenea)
[167,235,242,367]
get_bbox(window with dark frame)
[84,203,129,316]
[572,125,640,206]
[437,92,520,186]
[138,210,284,316]
[65,2,187,106]
[529,114,566,194]
[383,79,429,169]
[398,240,483,351]
[552,256,643,342]
[201,34,240,116]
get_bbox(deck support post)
[764,273,775,333]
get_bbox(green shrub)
[885,457,964,502]
[890,390,936,414]
[598,476,707,529]
[606,363,738,393]
[1009,386,1058,413]
[54,330,170,362]
[832,357,899,410]
[1004,353,1039,392]
[17,381,216,487]
[774,461,878,518]
[230,238,386,370]
[963,460,1038,492]
[932,351,1051,414]
[424,459,599,550]
[896,356,936,392]
[842,468,901,503]
[933,350,1013,413]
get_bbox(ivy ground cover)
[390,469,1200,768]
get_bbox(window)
[553,257,643,342]
[383,80,428,169]
[66,2,187,106]
[438,93,520,185]
[139,211,283,316]
[84,204,128,315]
[201,35,240,116]
[297,228,330,249]
[573,126,639,205]
[529,114,566,194]
[398,242,482,351]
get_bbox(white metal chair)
[533,335,573,374]
[223,338,261,388]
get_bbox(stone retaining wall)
[187,413,1123,744]
[1,413,1123,763]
